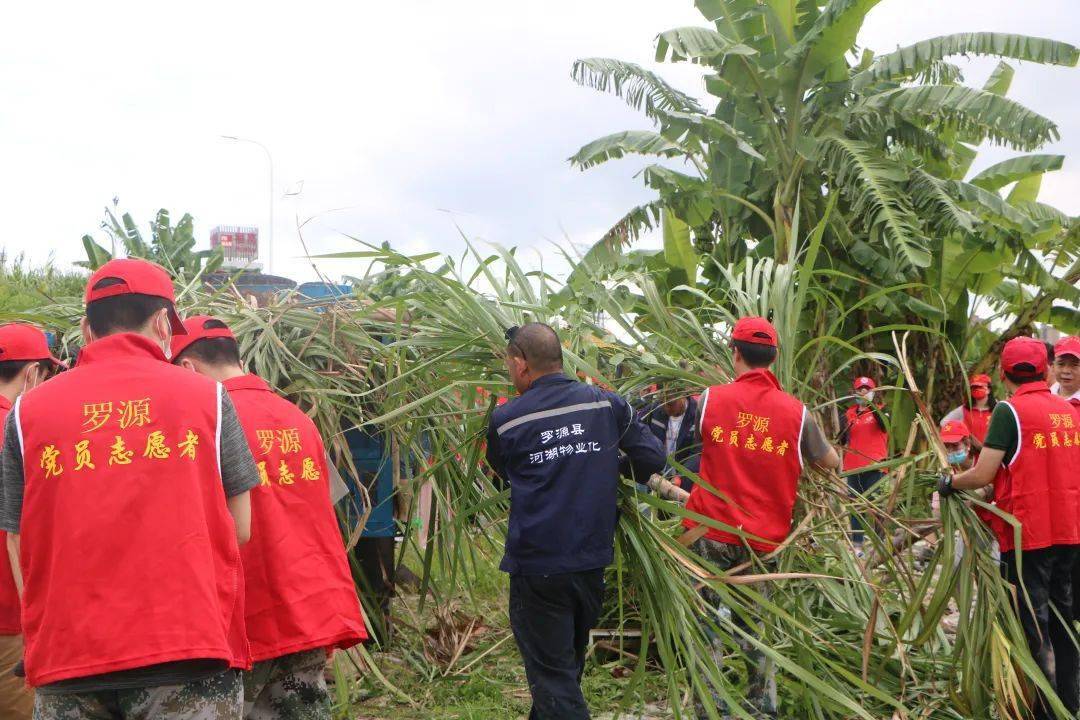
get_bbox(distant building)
[210,225,261,271]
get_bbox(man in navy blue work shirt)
[486,323,664,720]
[640,385,701,490]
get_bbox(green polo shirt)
[982,402,1019,465]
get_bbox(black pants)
[1001,546,1080,720]
[847,469,882,544]
[353,536,396,646]
[509,570,604,720]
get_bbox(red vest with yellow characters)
[13,334,249,686]
[991,382,1080,553]
[224,374,367,661]
[0,396,19,636]
[684,369,805,551]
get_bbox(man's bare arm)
[227,492,252,545]
[952,447,1005,490]
[6,533,21,597]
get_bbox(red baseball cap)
[853,376,876,390]
[0,324,65,368]
[1000,336,1048,377]
[969,373,991,387]
[731,316,778,347]
[84,258,186,334]
[940,420,970,443]
[170,315,235,360]
[1055,336,1080,361]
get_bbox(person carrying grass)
[683,316,840,720]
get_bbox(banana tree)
[80,203,223,280]
[570,0,1077,408]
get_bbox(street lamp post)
[221,135,274,273]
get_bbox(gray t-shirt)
[0,391,260,694]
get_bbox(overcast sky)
[2,1,1077,282]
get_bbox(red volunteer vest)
[225,374,366,662]
[990,383,1080,553]
[15,334,249,686]
[684,369,805,551]
[0,396,19,636]
[842,404,888,473]
[963,407,992,444]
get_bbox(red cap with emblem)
[731,316,778,347]
[1055,336,1080,361]
[940,420,970,443]
[170,315,236,360]
[84,258,186,335]
[969,373,991,387]
[853,376,876,390]
[0,324,65,367]
[1000,336,1048,377]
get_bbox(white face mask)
[161,340,172,361]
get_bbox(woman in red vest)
[684,317,839,720]
[945,336,1080,720]
[172,316,367,720]
[941,373,996,450]
[0,324,64,720]
[839,376,889,551]
[0,259,260,720]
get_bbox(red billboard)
[210,225,259,264]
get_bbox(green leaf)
[904,295,945,321]
[948,180,1038,233]
[764,0,798,45]
[983,61,1015,96]
[1050,305,1080,334]
[1007,173,1043,205]
[861,84,1059,151]
[662,210,697,285]
[969,154,1063,191]
[568,131,684,170]
[821,135,931,268]
[659,110,765,160]
[655,26,756,64]
[853,33,1078,90]
[789,0,884,77]
[80,235,112,270]
[571,58,705,120]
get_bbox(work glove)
[936,473,955,498]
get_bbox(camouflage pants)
[242,649,330,720]
[32,669,242,720]
[692,538,777,720]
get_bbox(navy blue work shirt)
[486,373,665,576]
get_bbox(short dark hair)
[0,360,41,383]
[174,319,242,367]
[1005,366,1045,385]
[86,278,171,337]
[506,322,563,371]
[733,339,777,368]
[1045,341,1055,363]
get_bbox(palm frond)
[854,33,1079,90]
[571,58,705,120]
[654,26,756,64]
[861,85,1060,151]
[821,135,931,268]
[969,154,1064,191]
[568,131,686,170]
